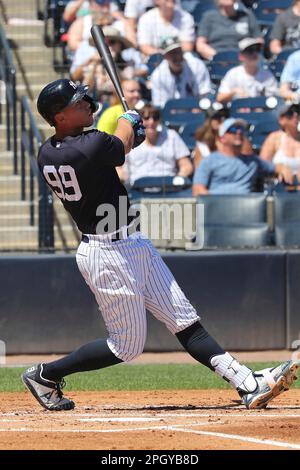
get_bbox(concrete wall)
[0,250,297,354]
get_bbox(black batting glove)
[119,110,146,148]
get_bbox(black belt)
[82,228,130,243]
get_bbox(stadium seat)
[162,98,205,129]
[196,194,271,248]
[129,176,193,200]
[203,224,271,248]
[253,0,293,27]
[274,193,300,247]
[270,49,298,81]
[248,119,280,152]
[207,50,239,85]
[230,96,282,125]
[192,1,216,23]
[179,117,206,150]
[147,53,163,76]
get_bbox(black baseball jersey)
[38,129,132,234]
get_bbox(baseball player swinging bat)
[91,24,129,112]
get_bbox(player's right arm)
[114,118,135,154]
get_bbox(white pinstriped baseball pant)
[76,231,199,362]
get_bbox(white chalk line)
[167,427,300,450]
[0,424,300,450]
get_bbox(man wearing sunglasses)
[217,38,278,104]
[192,117,293,195]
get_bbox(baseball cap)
[238,38,262,53]
[276,101,300,118]
[219,118,248,137]
[160,37,181,55]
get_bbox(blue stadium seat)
[129,176,193,200]
[248,119,280,152]
[270,48,298,80]
[192,1,216,23]
[230,96,282,125]
[162,98,205,129]
[274,193,300,247]
[147,53,163,76]
[253,0,293,27]
[207,50,239,85]
[196,194,271,248]
[179,117,206,150]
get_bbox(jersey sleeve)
[78,131,125,167]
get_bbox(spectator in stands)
[124,0,155,46]
[280,49,300,101]
[193,103,253,168]
[217,38,278,104]
[192,117,293,195]
[97,79,142,134]
[260,103,300,176]
[124,0,181,46]
[137,0,195,58]
[63,0,124,24]
[71,26,147,97]
[270,0,300,55]
[118,104,193,184]
[67,0,123,52]
[196,0,262,60]
[150,37,211,108]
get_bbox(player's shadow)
[105,401,300,411]
[108,401,243,411]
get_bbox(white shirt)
[124,0,154,19]
[125,127,190,184]
[218,64,279,98]
[137,7,195,48]
[124,0,181,19]
[151,52,211,108]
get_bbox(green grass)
[0,362,299,393]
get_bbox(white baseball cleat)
[21,363,75,411]
[238,360,298,410]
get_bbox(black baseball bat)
[90,24,129,112]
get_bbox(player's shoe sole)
[21,365,75,411]
[242,361,298,410]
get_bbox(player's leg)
[22,239,148,410]
[144,240,298,409]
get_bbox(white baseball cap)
[238,38,262,53]
[219,118,248,137]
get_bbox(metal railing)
[20,95,54,252]
[0,24,17,173]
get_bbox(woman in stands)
[260,103,300,177]
[193,105,253,168]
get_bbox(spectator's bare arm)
[124,17,138,46]
[63,0,85,23]
[177,156,193,177]
[280,82,299,101]
[196,37,216,61]
[192,183,209,195]
[67,17,84,52]
[270,39,282,55]
[181,40,194,53]
[260,133,278,161]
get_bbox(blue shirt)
[280,50,300,91]
[193,152,275,194]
